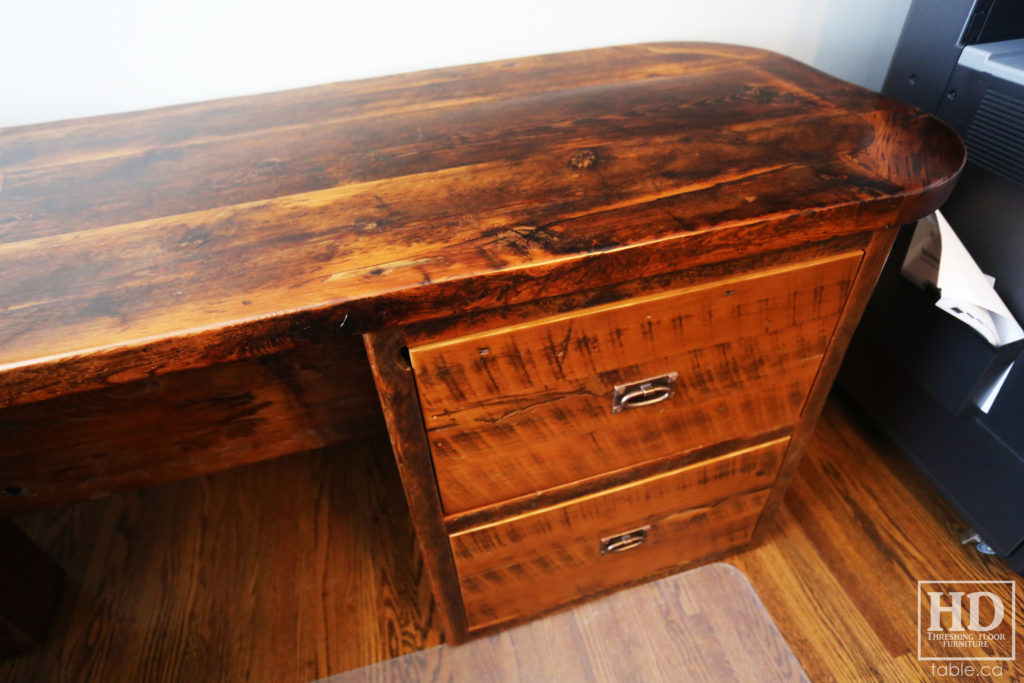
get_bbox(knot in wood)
[568,149,596,170]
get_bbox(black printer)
[839,0,1024,574]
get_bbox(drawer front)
[449,438,788,631]
[410,253,860,514]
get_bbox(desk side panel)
[0,337,382,516]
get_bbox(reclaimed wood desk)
[0,43,963,651]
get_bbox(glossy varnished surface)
[0,43,964,407]
[411,253,857,513]
[3,397,1020,682]
[450,439,787,631]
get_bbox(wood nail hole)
[1,486,25,496]
[397,345,412,370]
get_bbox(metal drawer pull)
[611,372,678,413]
[600,526,650,554]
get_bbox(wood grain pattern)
[443,427,793,534]
[1,397,1020,681]
[0,439,441,683]
[751,227,899,545]
[411,253,858,513]
[731,396,1024,683]
[401,232,873,346]
[0,43,964,407]
[329,563,808,683]
[450,438,787,631]
[363,330,470,644]
[0,337,383,516]
[0,41,967,657]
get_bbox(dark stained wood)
[1,396,1020,681]
[410,253,859,513]
[363,330,470,644]
[450,439,787,631]
[0,43,964,408]
[0,41,969,656]
[0,337,383,516]
[750,227,899,545]
[0,70,855,243]
[0,45,754,174]
[402,232,873,346]
[0,521,64,656]
[331,563,808,683]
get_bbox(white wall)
[0,0,911,128]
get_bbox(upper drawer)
[410,252,861,514]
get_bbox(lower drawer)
[449,437,788,631]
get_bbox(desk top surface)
[0,43,964,406]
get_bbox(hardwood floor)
[0,434,439,682]
[2,394,1021,682]
[731,396,1023,682]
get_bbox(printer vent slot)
[965,88,1024,186]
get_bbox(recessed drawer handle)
[611,372,678,413]
[600,525,650,554]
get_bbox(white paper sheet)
[901,211,1024,413]
[902,211,1023,347]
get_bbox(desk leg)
[364,330,470,644]
[0,520,64,656]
